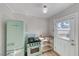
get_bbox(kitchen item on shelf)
[28,37,35,43]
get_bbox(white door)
[54,13,78,56]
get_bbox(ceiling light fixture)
[43,4,48,14]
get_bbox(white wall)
[13,13,48,35]
[0,4,48,55]
[47,18,54,36]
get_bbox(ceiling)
[5,3,74,18]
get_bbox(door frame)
[54,12,79,56]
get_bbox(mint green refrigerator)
[6,20,24,56]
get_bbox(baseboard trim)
[53,50,60,56]
[42,49,53,54]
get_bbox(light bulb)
[43,8,48,13]
[43,4,48,14]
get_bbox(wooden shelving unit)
[40,36,54,53]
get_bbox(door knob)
[71,43,75,46]
[71,40,74,41]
